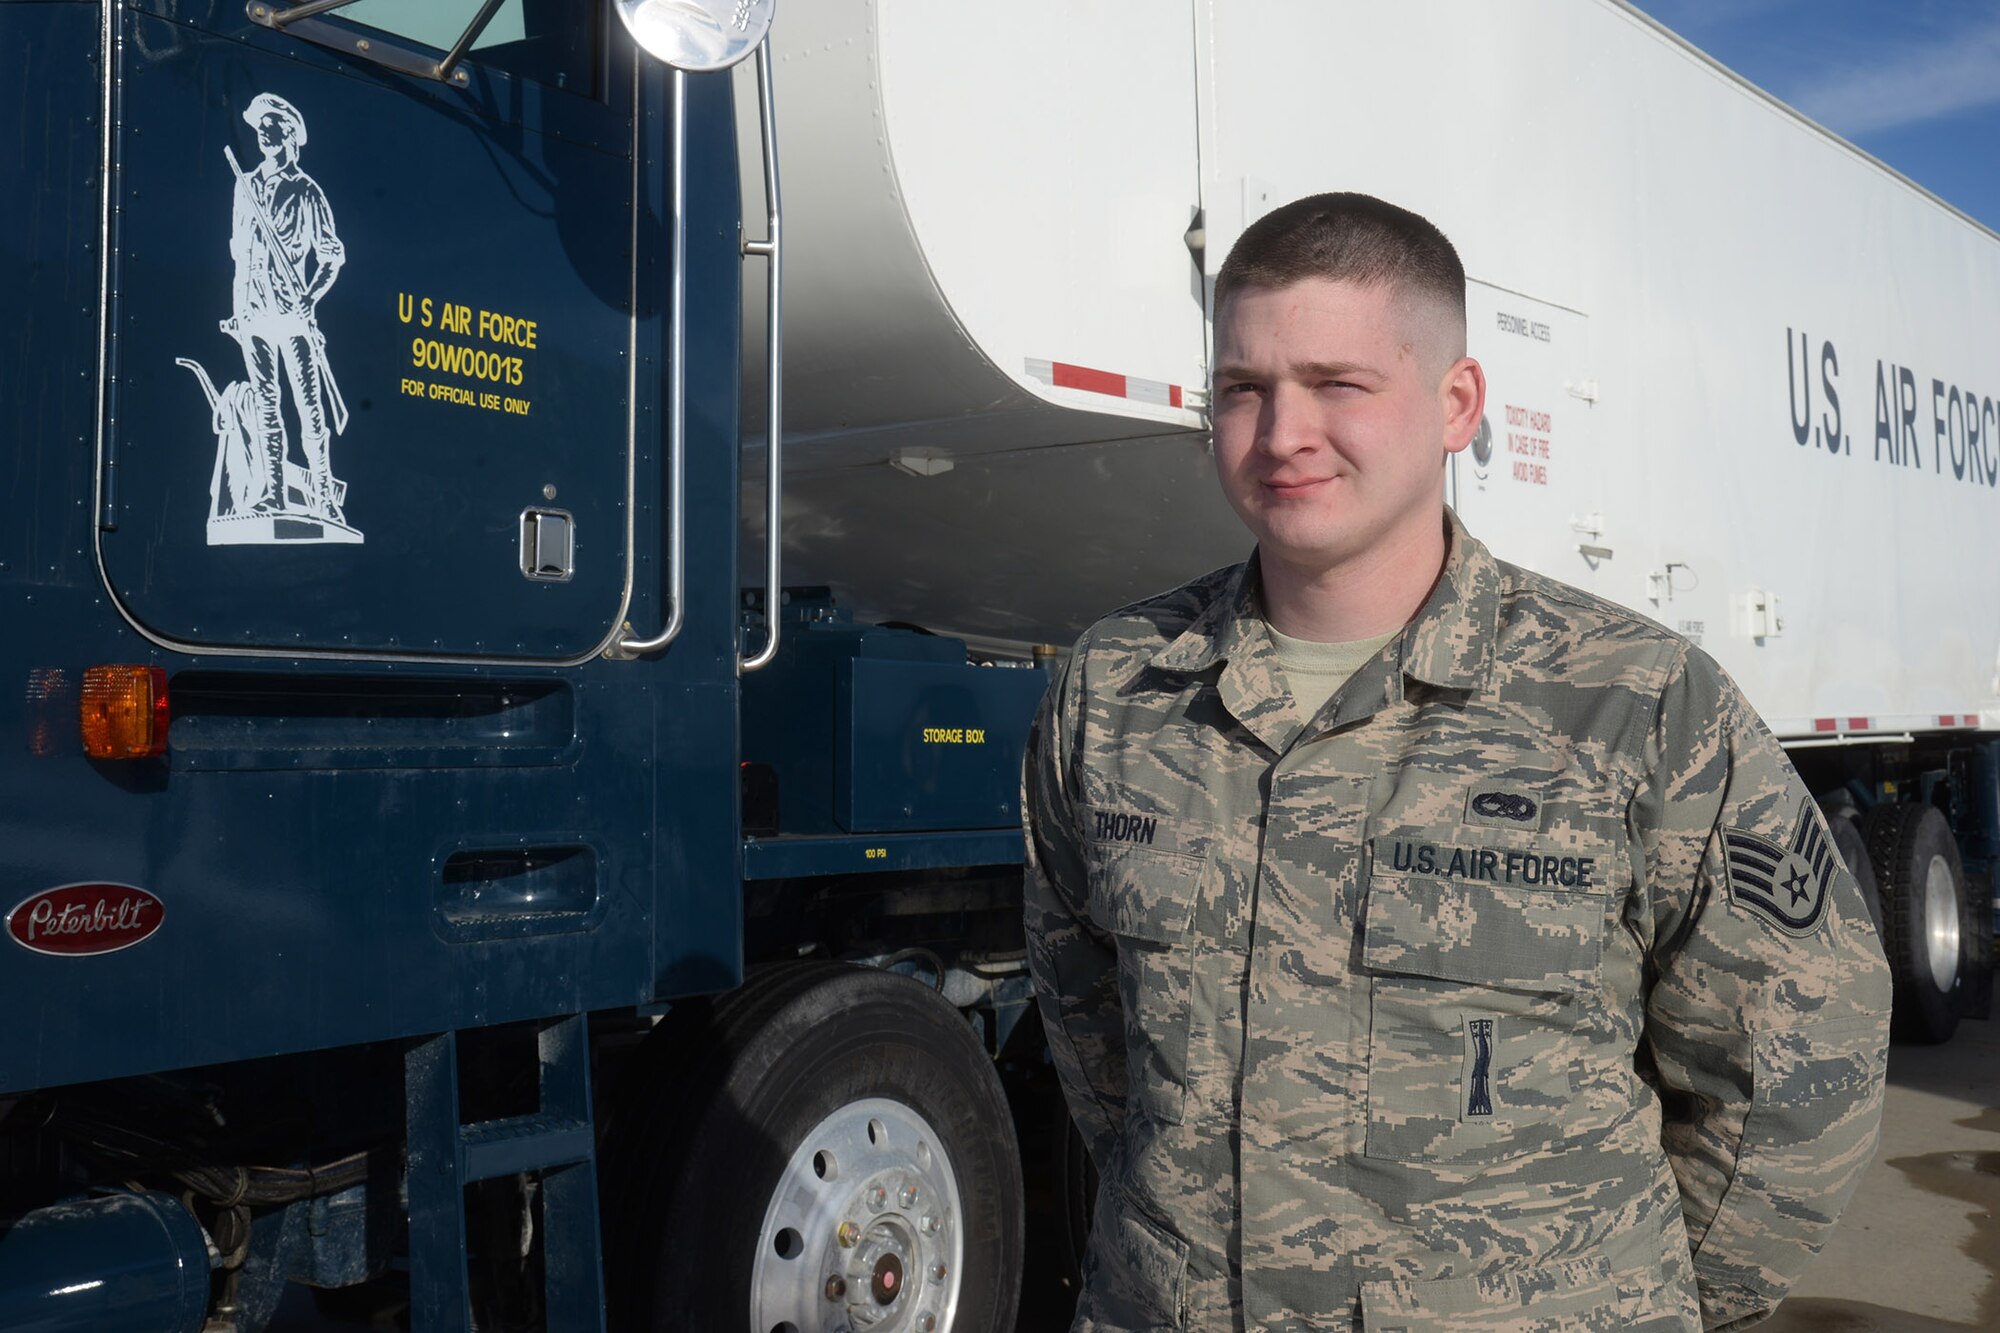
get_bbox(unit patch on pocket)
[1723,799,1835,937]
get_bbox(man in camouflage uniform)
[1023,193,1890,1331]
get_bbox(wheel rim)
[752,1096,965,1333]
[1922,852,1962,993]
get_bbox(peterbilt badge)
[6,884,165,956]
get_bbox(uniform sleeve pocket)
[1360,870,1605,1164]
[1360,1256,1636,1331]
[1087,841,1205,1127]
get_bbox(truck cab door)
[97,2,636,662]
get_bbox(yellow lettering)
[400,296,539,412]
[865,847,887,860]
[472,308,541,350]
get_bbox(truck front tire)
[605,963,1024,1333]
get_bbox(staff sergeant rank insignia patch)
[1722,798,1836,936]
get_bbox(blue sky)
[1626,0,2000,233]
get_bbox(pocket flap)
[1089,843,1200,946]
[1362,875,1601,992]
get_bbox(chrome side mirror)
[614,0,775,71]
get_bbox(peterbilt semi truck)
[3,3,1046,1331]
[3,3,1997,1333]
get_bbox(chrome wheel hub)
[1922,852,1962,993]
[752,1097,963,1333]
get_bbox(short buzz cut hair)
[1214,192,1467,343]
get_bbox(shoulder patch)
[1722,799,1836,936]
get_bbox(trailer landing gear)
[605,963,1023,1332]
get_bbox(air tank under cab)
[752,0,2000,746]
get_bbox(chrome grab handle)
[739,39,784,674]
[615,67,692,657]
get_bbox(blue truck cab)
[0,5,1048,1330]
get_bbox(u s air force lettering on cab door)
[1023,512,1891,1333]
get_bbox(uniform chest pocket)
[1088,840,1206,1128]
[1360,839,1609,1165]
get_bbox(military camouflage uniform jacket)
[1024,512,1890,1332]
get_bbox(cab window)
[337,0,601,96]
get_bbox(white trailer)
[741,0,1999,1042]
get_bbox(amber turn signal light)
[80,665,169,759]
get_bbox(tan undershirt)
[1267,624,1399,721]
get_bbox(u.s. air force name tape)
[1378,839,1599,890]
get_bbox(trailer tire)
[1865,802,1965,1044]
[604,962,1024,1333]
[1824,806,1885,942]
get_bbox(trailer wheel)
[604,963,1024,1333]
[1824,806,1885,942]
[1865,802,1966,1043]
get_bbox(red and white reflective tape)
[1811,713,1981,734]
[1025,357,1184,409]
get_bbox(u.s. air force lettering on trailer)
[1722,798,1837,936]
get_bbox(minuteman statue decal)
[178,93,360,545]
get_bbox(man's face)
[1211,276,1482,579]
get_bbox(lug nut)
[825,1274,847,1301]
[898,1185,920,1208]
[920,1213,941,1235]
[930,1261,948,1283]
[916,1314,937,1333]
[837,1221,860,1248]
[866,1184,888,1212]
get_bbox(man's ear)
[1440,357,1486,455]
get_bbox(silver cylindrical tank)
[734,0,1233,644]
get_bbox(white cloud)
[1786,17,2000,136]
